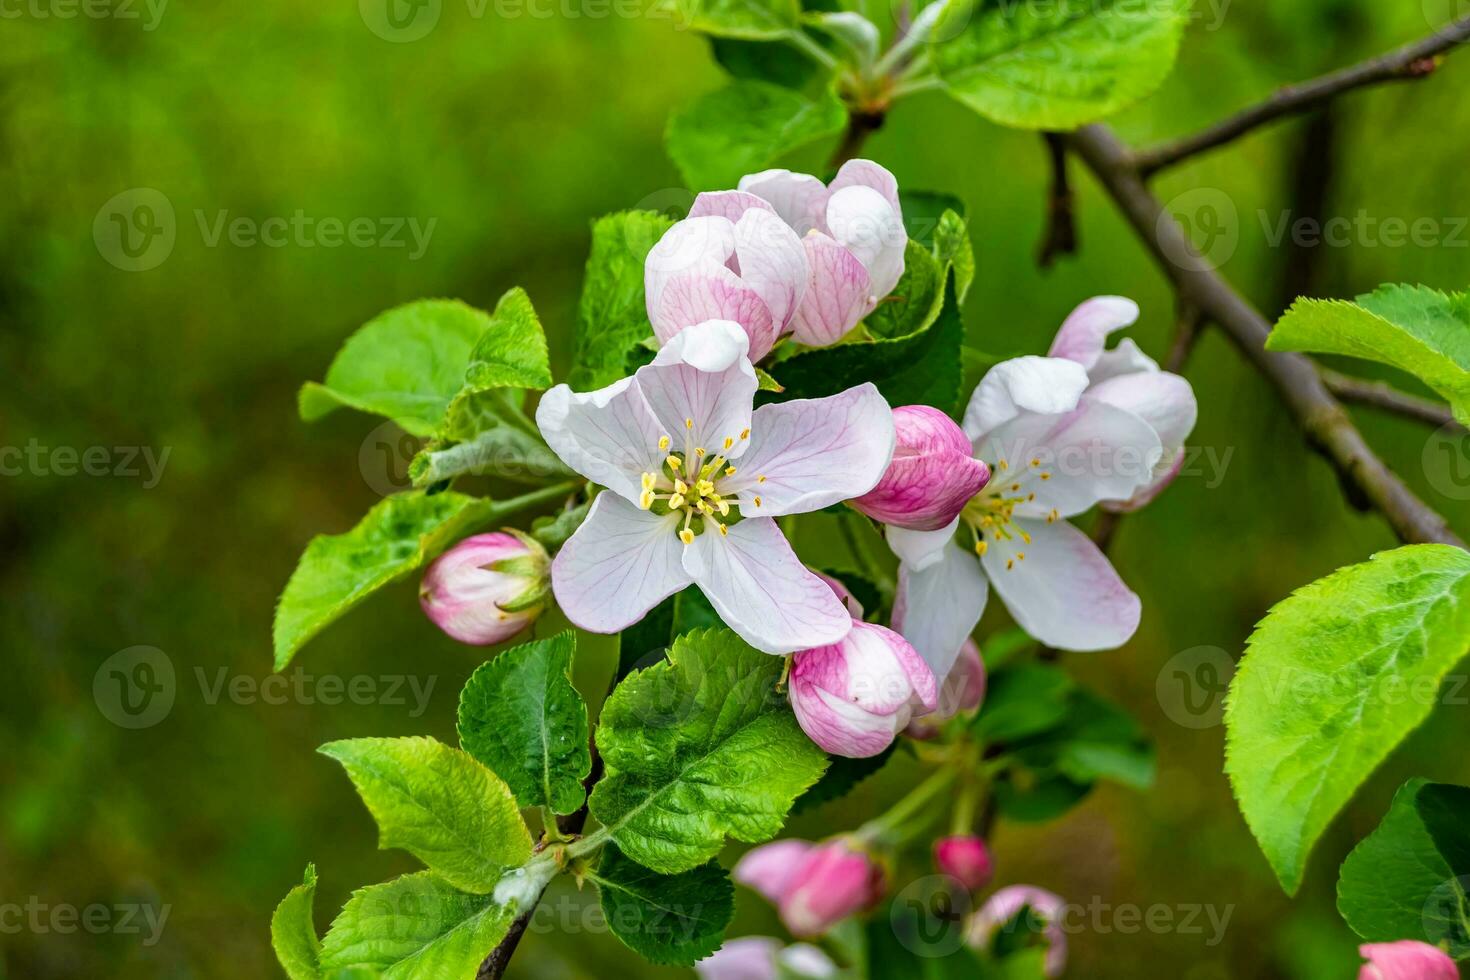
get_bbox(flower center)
[958,456,1059,571]
[636,421,765,544]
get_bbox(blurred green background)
[3,1,1470,976]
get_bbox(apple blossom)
[788,620,938,757]
[644,198,807,361]
[536,320,895,654]
[968,885,1068,978]
[906,638,986,739]
[734,837,886,938]
[933,834,994,891]
[852,404,991,530]
[738,160,907,346]
[694,937,837,980]
[1358,941,1460,980]
[887,300,1197,676]
[418,531,549,645]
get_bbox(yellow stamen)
[753,496,762,507]
[740,428,750,440]
[1006,559,1014,570]
[998,459,1008,471]
[757,475,767,483]
[695,447,706,457]
[658,435,670,451]
[641,472,656,491]
[1021,531,1032,544]
[638,489,654,510]
[673,479,688,495]
[685,418,694,429]
[718,522,728,536]
[668,493,686,509]
[1040,472,1051,480]
[723,437,733,450]
[975,540,988,556]
[679,528,695,545]
[717,500,730,516]
[1017,552,1026,561]
[724,466,736,477]
[666,456,681,472]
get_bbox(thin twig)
[1037,132,1078,268]
[828,109,886,171]
[1064,123,1462,547]
[1321,370,1460,431]
[1131,15,1470,177]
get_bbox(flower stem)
[786,29,840,71]
[858,764,958,844]
[487,480,581,522]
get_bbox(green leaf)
[593,845,734,966]
[617,593,679,681]
[1338,779,1470,960]
[865,241,943,340]
[299,299,497,436]
[934,209,976,303]
[674,0,800,39]
[458,632,592,815]
[320,872,516,979]
[932,0,1190,129]
[769,268,965,414]
[1225,544,1470,895]
[899,190,967,249]
[666,80,847,191]
[319,737,533,894]
[673,586,722,635]
[589,628,828,873]
[273,491,494,670]
[1266,285,1470,425]
[571,210,675,391]
[530,498,592,550]
[710,36,820,88]
[792,742,896,815]
[458,287,552,392]
[271,865,321,980]
[407,412,571,487]
[973,664,1074,742]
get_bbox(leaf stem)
[857,764,958,843]
[786,29,840,71]
[487,480,581,522]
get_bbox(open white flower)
[536,321,895,654]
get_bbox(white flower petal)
[723,383,895,517]
[733,208,809,331]
[645,216,736,324]
[551,493,692,633]
[962,356,1092,444]
[1087,372,1197,468]
[1090,337,1159,382]
[980,517,1139,651]
[885,519,958,572]
[635,352,757,463]
[788,232,871,347]
[688,190,775,223]
[654,267,778,359]
[828,159,902,217]
[535,379,665,503]
[977,398,1162,519]
[826,185,906,300]
[738,168,829,235]
[1047,296,1140,371]
[683,518,851,654]
[652,318,752,374]
[893,540,989,679]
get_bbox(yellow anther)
[1040,472,1052,480]
[1030,458,1041,467]
[641,472,656,490]
[717,500,730,516]
[658,435,670,451]
[1017,552,1026,561]
[998,459,1008,471]
[668,493,686,509]
[757,475,767,483]
[975,540,988,556]
[679,528,695,545]
[740,428,750,440]
[685,418,694,429]
[666,456,682,472]
[638,489,654,510]
[1048,508,1059,523]
[1006,559,1015,571]
[717,523,729,536]
[753,495,763,507]
[725,466,737,477]
[1021,531,1032,544]
[1010,483,1021,492]
[673,479,688,495]
[695,447,706,457]
[723,437,734,450]
[1027,493,1036,502]
[696,480,715,496]
[698,500,713,515]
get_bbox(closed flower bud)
[419,530,549,645]
[906,639,986,739]
[736,838,886,938]
[789,622,938,758]
[968,886,1067,979]
[1358,941,1459,980]
[933,835,994,892]
[851,405,990,531]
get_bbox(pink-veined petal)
[550,493,691,633]
[635,344,758,464]
[788,233,870,347]
[981,517,1140,651]
[828,159,902,218]
[893,539,989,679]
[645,216,736,323]
[977,398,1162,519]
[652,317,753,374]
[688,190,775,223]
[723,383,895,518]
[1358,941,1460,980]
[826,184,905,301]
[536,379,665,503]
[1047,296,1140,371]
[682,518,851,654]
[733,207,809,331]
[1087,371,1198,468]
[886,519,958,572]
[1090,337,1159,382]
[653,267,778,359]
[738,168,829,235]
[962,356,1091,444]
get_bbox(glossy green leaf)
[792,742,896,815]
[570,210,675,391]
[932,0,1190,129]
[270,865,321,980]
[973,663,1074,742]
[319,872,516,979]
[674,0,800,39]
[866,241,943,340]
[589,628,828,873]
[458,632,592,815]
[1267,284,1470,424]
[593,845,734,966]
[1338,779,1470,959]
[320,737,533,894]
[666,80,847,191]
[1226,545,1470,894]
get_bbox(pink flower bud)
[906,639,986,739]
[737,838,885,938]
[851,405,990,531]
[789,622,938,758]
[968,886,1067,978]
[1358,941,1459,980]
[933,835,994,892]
[694,937,837,980]
[419,531,549,645]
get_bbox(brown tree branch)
[1063,123,1462,547]
[1321,370,1460,431]
[1037,132,1078,267]
[828,109,886,171]
[1131,16,1470,177]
